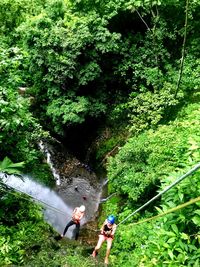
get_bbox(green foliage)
[16,5,123,131]
[111,223,153,266]
[132,174,200,267]
[110,165,200,266]
[0,0,45,36]
[107,101,200,201]
[96,134,124,162]
[9,0,199,137]
[45,0,66,21]
[0,192,52,265]
[0,46,30,88]
[0,45,52,185]
[0,85,47,164]
[47,95,107,133]
[107,100,200,266]
[0,157,24,175]
[124,85,180,133]
[25,245,96,267]
[29,162,55,187]
[0,0,200,266]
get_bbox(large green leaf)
[0,157,24,175]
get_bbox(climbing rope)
[0,183,66,215]
[117,162,200,226]
[1,163,200,228]
[82,163,200,233]
[85,195,200,233]
[133,195,200,226]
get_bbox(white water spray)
[1,173,74,237]
[39,141,61,185]
[1,141,103,238]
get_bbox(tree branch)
[174,0,189,98]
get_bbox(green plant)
[107,101,200,202]
[0,157,24,175]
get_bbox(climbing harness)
[117,162,200,226]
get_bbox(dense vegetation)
[0,0,199,266]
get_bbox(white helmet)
[79,205,85,212]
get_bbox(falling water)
[38,140,102,224]
[1,172,102,238]
[1,141,104,239]
[38,141,61,185]
[1,173,74,237]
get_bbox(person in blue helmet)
[92,215,117,265]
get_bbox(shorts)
[99,234,113,241]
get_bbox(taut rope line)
[1,163,200,226]
[133,195,200,226]
[117,162,200,226]
[0,182,66,215]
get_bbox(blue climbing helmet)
[107,215,115,224]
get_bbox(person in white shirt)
[61,205,85,240]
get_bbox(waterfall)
[38,140,102,225]
[1,173,74,237]
[38,141,61,185]
[1,141,103,238]
[1,172,102,238]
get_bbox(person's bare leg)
[92,235,105,257]
[104,238,113,265]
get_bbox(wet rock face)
[39,139,103,233]
[41,139,97,186]
[79,220,100,246]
